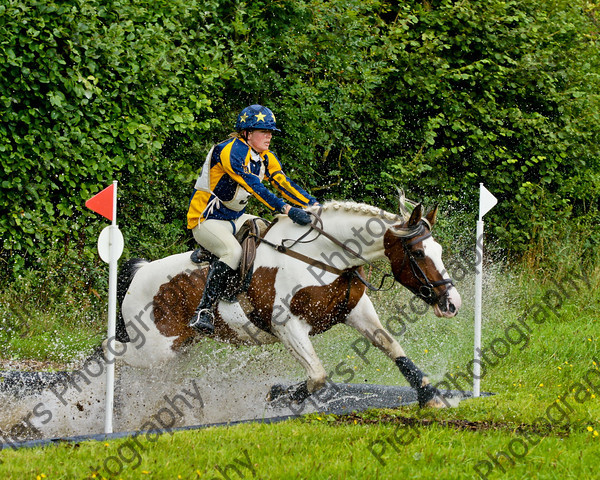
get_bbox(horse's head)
[383,201,462,318]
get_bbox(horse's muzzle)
[433,286,462,318]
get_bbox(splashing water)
[0,255,509,444]
[0,343,315,444]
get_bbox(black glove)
[288,207,311,225]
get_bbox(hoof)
[422,391,461,409]
[267,381,310,404]
[267,384,287,402]
[417,384,461,408]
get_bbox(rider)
[186,104,318,335]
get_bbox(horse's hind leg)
[345,296,453,408]
[271,317,327,399]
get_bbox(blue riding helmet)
[234,105,281,132]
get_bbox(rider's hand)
[288,207,311,225]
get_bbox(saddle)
[190,218,268,298]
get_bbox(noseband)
[400,223,455,305]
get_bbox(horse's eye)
[413,249,425,259]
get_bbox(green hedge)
[1,0,599,281]
[0,0,219,276]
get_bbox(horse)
[113,195,462,408]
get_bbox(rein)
[255,210,455,301]
[252,208,395,291]
[306,211,395,291]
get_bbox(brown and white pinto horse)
[114,198,462,408]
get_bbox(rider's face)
[246,129,273,153]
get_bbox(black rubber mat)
[1,374,492,451]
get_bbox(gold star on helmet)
[255,112,266,122]
[240,113,249,122]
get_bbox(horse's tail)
[116,258,148,343]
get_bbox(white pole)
[473,219,484,397]
[473,183,498,397]
[104,180,118,434]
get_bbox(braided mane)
[308,200,406,222]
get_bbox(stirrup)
[188,308,215,335]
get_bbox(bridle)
[397,223,455,305]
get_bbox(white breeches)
[192,214,256,269]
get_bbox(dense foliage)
[1,0,599,281]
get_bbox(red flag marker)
[85,180,122,433]
[86,184,115,221]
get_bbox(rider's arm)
[263,151,317,207]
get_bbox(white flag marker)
[473,183,498,397]
[479,184,498,220]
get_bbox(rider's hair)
[229,131,249,141]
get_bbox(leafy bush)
[1,0,599,285]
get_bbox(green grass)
[1,252,600,478]
[0,252,105,365]
[0,409,599,479]
[0,298,103,365]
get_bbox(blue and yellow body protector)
[187,136,316,229]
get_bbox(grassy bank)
[0,251,107,366]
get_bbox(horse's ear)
[425,204,438,227]
[407,203,423,227]
[397,187,411,219]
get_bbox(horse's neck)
[288,212,390,267]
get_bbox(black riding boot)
[188,260,236,334]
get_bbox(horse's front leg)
[270,316,327,402]
[345,296,452,408]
